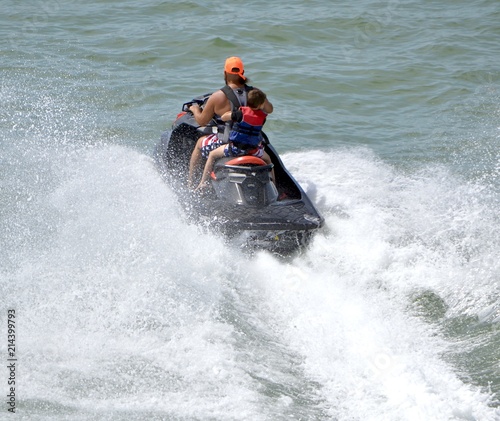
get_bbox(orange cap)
[224,56,246,80]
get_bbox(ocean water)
[1,0,499,420]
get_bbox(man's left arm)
[189,96,217,126]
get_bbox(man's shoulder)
[211,89,228,103]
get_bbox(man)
[188,57,273,188]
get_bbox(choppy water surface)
[1,1,499,419]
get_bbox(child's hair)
[247,88,267,109]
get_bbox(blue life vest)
[230,107,267,147]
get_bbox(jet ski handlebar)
[182,98,205,113]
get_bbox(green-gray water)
[1,1,499,419]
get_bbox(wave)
[1,141,498,419]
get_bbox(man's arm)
[189,90,227,126]
[189,97,216,126]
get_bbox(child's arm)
[197,145,226,189]
[221,110,243,122]
[221,111,232,122]
[262,98,273,114]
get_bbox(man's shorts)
[200,134,224,159]
[200,134,264,159]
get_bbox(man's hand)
[189,104,201,113]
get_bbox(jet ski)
[154,92,324,255]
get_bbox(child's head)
[247,88,267,109]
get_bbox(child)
[196,88,273,190]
